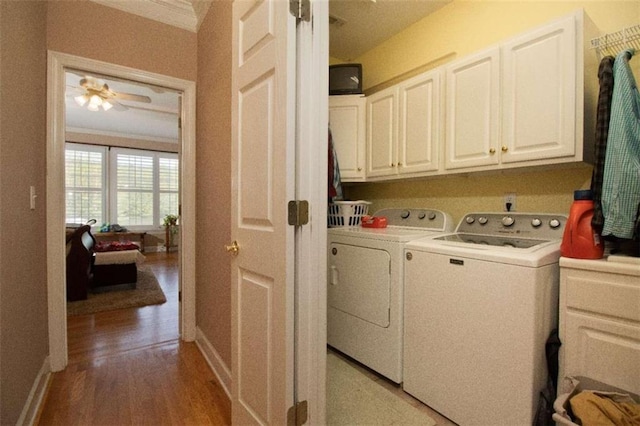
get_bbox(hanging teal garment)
[601,49,640,239]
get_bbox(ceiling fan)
[70,75,152,112]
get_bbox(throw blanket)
[95,241,140,252]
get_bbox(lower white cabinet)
[558,257,640,397]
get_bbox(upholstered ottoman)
[92,242,146,292]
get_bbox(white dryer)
[403,212,567,425]
[327,208,453,383]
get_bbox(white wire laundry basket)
[328,201,371,227]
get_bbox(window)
[65,143,179,229]
[65,143,107,225]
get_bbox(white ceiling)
[65,71,181,142]
[74,0,450,141]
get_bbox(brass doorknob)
[489,148,496,154]
[225,240,240,256]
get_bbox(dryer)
[403,212,566,425]
[327,208,453,383]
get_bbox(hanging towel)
[328,127,343,201]
[591,55,615,234]
[601,49,640,240]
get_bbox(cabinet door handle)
[501,146,508,152]
[489,148,496,154]
[357,167,362,171]
[397,162,403,167]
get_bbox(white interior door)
[231,0,296,424]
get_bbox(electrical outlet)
[504,193,516,212]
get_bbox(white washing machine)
[403,212,567,425]
[327,208,453,384]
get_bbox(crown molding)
[89,0,211,33]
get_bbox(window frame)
[65,143,179,231]
[64,143,108,226]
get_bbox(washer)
[327,208,453,383]
[403,212,566,425]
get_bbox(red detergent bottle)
[560,189,604,259]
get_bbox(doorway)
[46,51,197,371]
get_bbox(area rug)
[326,351,436,426]
[67,268,166,316]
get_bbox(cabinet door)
[501,14,576,164]
[397,69,442,175]
[329,95,366,181]
[445,47,500,170]
[366,87,398,177]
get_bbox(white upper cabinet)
[444,10,592,173]
[329,95,366,181]
[398,69,442,176]
[367,69,443,179]
[332,10,594,180]
[366,87,399,178]
[501,14,577,164]
[445,47,501,170]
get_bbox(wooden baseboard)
[195,328,232,399]
[17,356,52,426]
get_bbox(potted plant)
[163,214,179,251]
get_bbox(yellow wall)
[343,1,640,223]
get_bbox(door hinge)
[287,400,308,426]
[288,200,309,226]
[289,0,310,22]
[178,291,181,302]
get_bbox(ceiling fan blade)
[110,100,129,111]
[112,92,152,103]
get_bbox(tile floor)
[327,348,457,425]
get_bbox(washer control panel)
[456,212,567,240]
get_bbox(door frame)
[46,51,197,371]
[294,0,328,423]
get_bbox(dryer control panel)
[373,208,453,231]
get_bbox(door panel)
[231,0,295,424]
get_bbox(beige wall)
[46,0,197,82]
[343,1,640,223]
[196,0,233,368]
[1,2,198,421]
[0,1,49,424]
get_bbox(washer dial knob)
[401,210,410,219]
[478,217,488,225]
[531,218,542,228]
[549,219,561,229]
[418,211,426,220]
[502,216,515,227]
[465,216,475,224]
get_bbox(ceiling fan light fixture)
[74,94,89,107]
[86,103,100,112]
[101,100,113,111]
[88,94,103,108]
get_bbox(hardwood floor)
[37,251,231,425]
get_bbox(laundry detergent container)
[560,190,604,259]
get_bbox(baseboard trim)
[195,327,231,399]
[17,356,52,426]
